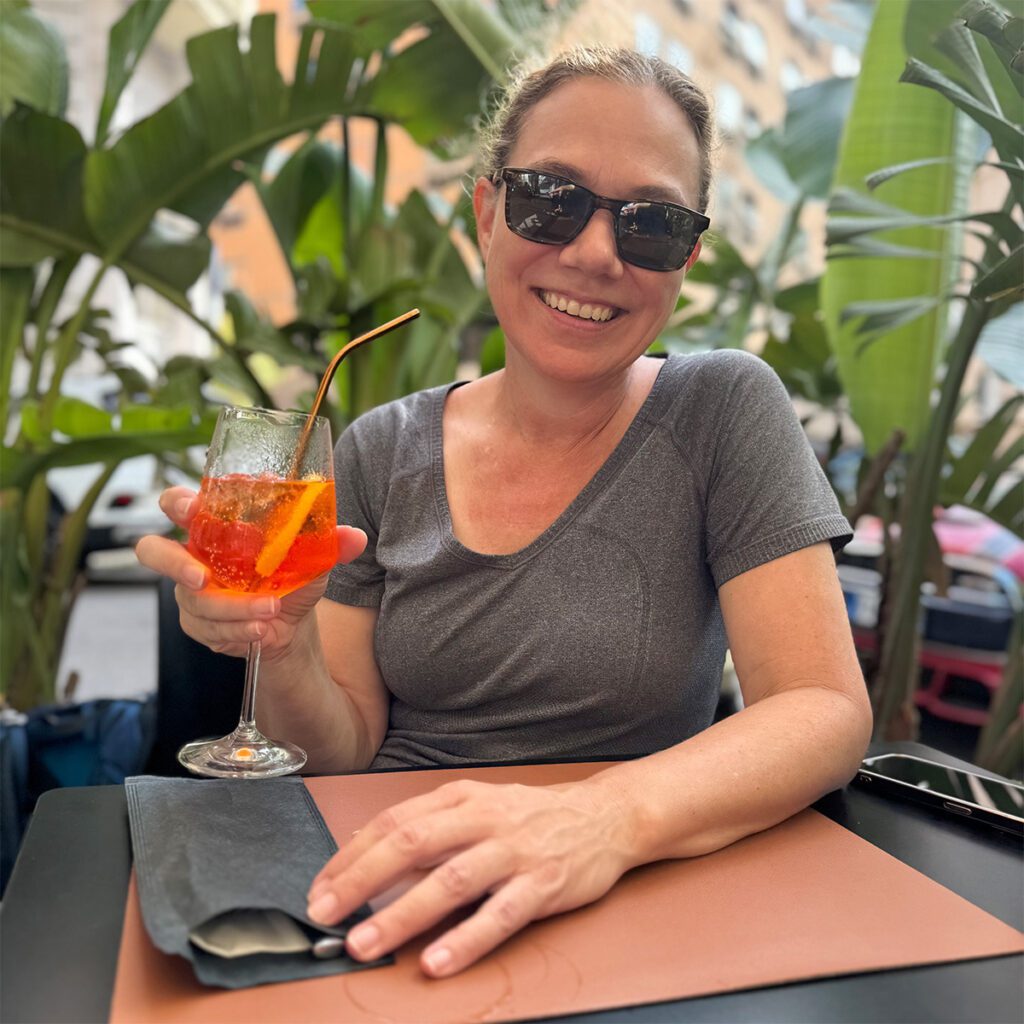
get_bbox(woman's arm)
[256,600,390,772]
[135,487,390,772]
[306,542,872,976]
[574,541,872,861]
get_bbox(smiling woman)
[135,45,872,982]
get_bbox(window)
[720,2,767,76]
[785,0,808,25]
[666,39,694,75]
[832,45,862,78]
[742,106,762,139]
[721,1,743,58]
[715,83,744,137]
[634,13,661,58]
[780,60,804,93]
[738,19,767,75]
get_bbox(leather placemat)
[110,761,1024,1023]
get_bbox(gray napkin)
[125,775,391,988]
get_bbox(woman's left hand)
[306,779,638,977]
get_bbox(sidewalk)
[58,571,159,703]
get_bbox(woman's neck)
[489,355,659,456]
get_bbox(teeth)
[541,291,615,322]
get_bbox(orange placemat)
[110,762,1024,1023]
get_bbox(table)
[2,743,1021,1023]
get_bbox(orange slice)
[254,480,331,579]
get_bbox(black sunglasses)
[494,167,709,272]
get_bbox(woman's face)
[474,76,704,386]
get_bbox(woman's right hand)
[134,486,367,661]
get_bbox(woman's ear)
[683,238,703,273]
[473,176,498,259]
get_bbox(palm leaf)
[0,2,67,117]
[95,0,172,146]
[821,0,973,454]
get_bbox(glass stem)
[237,640,262,735]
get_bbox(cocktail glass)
[177,406,336,779]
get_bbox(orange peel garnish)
[254,480,330,579]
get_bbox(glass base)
[177,726,307,779]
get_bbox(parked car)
[48,456,198,560]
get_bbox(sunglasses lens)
[501,169,705,272]
[616,203,697,271]
[505,172,590,244]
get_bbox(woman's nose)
[557,209,624,278]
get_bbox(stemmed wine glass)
[177,406,336,779]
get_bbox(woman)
[137,47,871,979]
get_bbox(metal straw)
[290,308,420,476]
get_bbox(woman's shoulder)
[344,383,450,445]
[661,348,779,391]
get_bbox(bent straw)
[289,308,420,477]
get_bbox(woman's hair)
[477,46,716,213]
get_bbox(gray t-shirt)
[325,351,851,769]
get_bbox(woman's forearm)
[255,613,379,773]
[579,685,872,867]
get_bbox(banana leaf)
[94,0,172,146]
[0,1,67,117]
[821,0,972,454]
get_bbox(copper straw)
[290,308,420,476]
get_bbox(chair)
[839,554,1021,728]
[914,557,1020,727]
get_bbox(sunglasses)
[494,167,710,272]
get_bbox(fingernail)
[174,498,192,519]
[254,597,278,618]
[185,567,205,589]
[247,621,265,640]
[423,946,453,976]
[347,922,380,957]
[307,891,340,924]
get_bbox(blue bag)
[0,697,155,892]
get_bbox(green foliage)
[820,0,1023,755]
[821,0,970,456]
[0,0,548,708]
[0,1,67,117]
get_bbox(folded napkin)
[125,775,391,988]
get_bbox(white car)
[48,456,198,559]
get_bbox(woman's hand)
[306,779,638,977]
[134,485,366,660]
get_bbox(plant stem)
[873,296,992,735]
[26,256,79,401]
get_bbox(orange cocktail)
[188,473,337,595]
[177,405,335,779]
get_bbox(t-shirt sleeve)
[324,415,387,608]
[698,351,852,588]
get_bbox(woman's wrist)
[562,768,663,872]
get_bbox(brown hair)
[477,46,716,213]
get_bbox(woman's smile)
[535,288,622,323]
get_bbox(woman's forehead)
[508,78,702,205]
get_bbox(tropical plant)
[0,0,559,711]
[820,0,1023,766]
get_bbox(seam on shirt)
[711,514,853,588]
[593,526,653,704]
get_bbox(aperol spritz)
[177,406,336,779]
